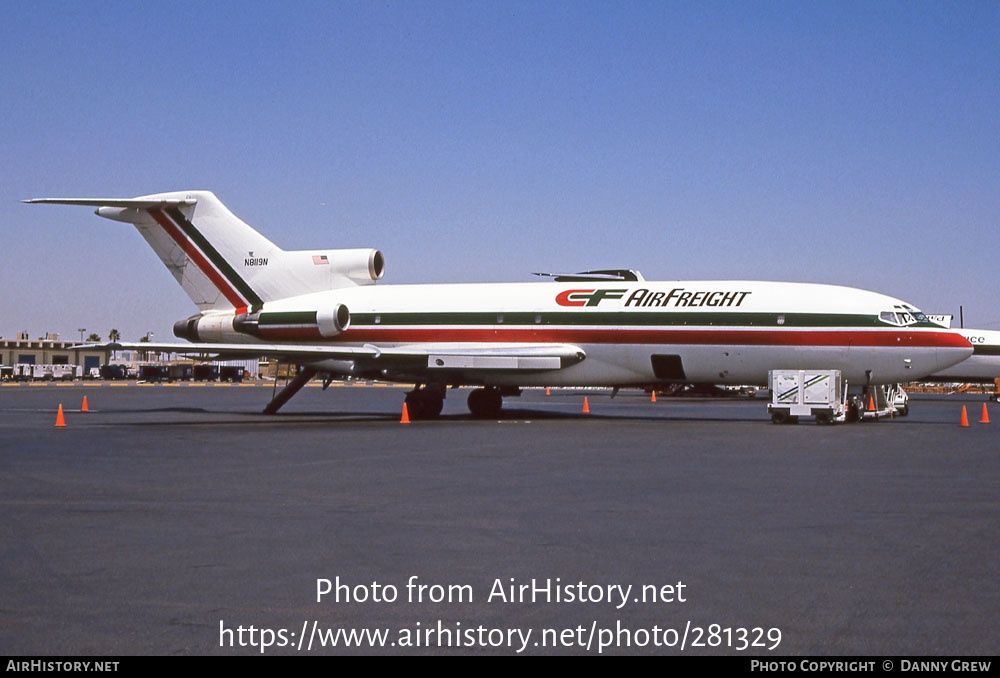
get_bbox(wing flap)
[427,355,562,371]
[421,344,582,371]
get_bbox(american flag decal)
[312,255,329,265]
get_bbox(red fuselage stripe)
[255,327,969,348]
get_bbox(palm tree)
[86,333,101,342]
[107,328,121,364]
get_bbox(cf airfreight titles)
[555,288,751,308]
[624,288,752,308]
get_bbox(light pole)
[143,332,154,362]
[78,328,86,342]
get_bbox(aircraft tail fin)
[25,191,384,312]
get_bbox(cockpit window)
[879,308,922,326]
[901,304,929,323]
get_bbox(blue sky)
[2,1,998,342]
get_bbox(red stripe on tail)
[147,208,248,309]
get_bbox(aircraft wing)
[83,341,586,372]
[87,341,379,362]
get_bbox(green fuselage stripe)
[341,310,937,329]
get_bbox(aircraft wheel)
[423,392,444,418]
[404,392,426,419]
[468,388,502,418]
[405,390,444,420]
[845,399,862,423]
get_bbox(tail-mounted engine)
[173,313,244,342]
[174,303,351,342]
[302,248,385,287]
[315,303,351,337]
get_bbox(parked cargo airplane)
[26,191,973,418]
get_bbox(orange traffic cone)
[868,394,875,411]
[651,391,656,403]
[582,397,590,414]
[980,403,990,424]
[400,402,411,424]
[960,405,969,427]
[54,404,66,428]
[545,387,550,396]
[81,395,89,413]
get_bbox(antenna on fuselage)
[532,269,645,282]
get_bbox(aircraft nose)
[934,332,974,372]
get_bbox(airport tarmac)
[1,384,997,655]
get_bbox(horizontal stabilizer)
[23,197,197,208]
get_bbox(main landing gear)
[401,385,512,420]
[404,384,445,420]
[263,367,318,414]
[467,387,503,418]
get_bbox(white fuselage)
[216,280,972,387]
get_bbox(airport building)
[0,333,108,373]
[1,332,261,381]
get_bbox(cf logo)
[555,289,627,307]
